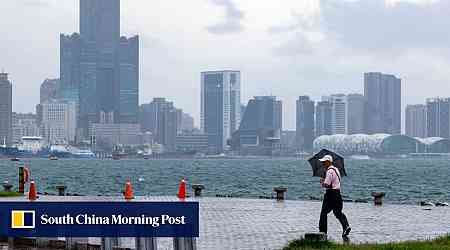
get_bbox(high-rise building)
[296,96,315,152]
[201,70,241,153]
[0,72,12,146]
[139,98,179,152]
[347,94,366,134]
[231,96,282,156]
[323,95,347,134]
[364,72,401,134]
[12,113,40,144]
[61,0,139,137]
[40,79,59,104]
[315,101,332,137]
[37,101,77,144]
[426,98,450,138]
[405,104,427,138]
[180,112,195,132]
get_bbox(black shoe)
[342,227,351,237]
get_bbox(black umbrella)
[308,149,347,178]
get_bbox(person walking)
[318,155,351,238]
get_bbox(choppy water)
[0,158,448,204]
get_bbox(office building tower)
[61,0,139,137]
[139,98,179,152]
[37,101,77,144]
[323,95,347,134]
[40,79,59,104]
[364,72,401,134]
[426,98,450,138]
[180,112,195,132]
[315,101,332,137]
[12,113,40,144]
[296,96,315,152]
[0,72,12,146]
[347,94,366,134]
[405,104,427,138]
[231,96,282,156]
[201,70,241,153]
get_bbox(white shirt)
[323,166,341,190]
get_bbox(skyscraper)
[296,96,315,152]
[426,98,450,138]
[364,72,401,134]
[61,0,139,137]
[347,94,366,134]
[40,79,59,104]
[405,104,427,138]
[0,72,12,146]
[323,95,347,135]
[315,101,332,137]
[201,71,241,153]
[139,98,179,152]
[231,96,282,156]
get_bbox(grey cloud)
[321,0,450,51]
[270,0,450,56]
[206,0,244,34]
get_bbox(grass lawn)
[283,235,450,250]
[0,191,23,197]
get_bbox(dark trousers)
[319,189,349,234]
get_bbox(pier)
[1,195,449,250]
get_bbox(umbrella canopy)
[308,149,347,178]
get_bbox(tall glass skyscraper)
[201,71,241,153]
[364,72,401,135]
[60,0,139,138]
[0,72,12,146]
[296,96,315,152]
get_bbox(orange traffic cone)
[177,178,186,200]
[28,180,37,201]
[124,179,134,201]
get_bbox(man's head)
[319,155,333,168]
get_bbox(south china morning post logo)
[11,210,35,229]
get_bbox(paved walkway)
[2,196,449,249]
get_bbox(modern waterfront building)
[347,94,366,134]
[364,72,401,134]
[40,79,59,103]
[12,113,40,144]
[323,95,347,135]
[0,72,12,146]
[314,134,450,155]
[201,70,241,153]
[231,96,282,156]
[315,101,332,137]
[180,112,195,132]
[426,98,450,138]
[139,98,179,152]
[175,133,209,153]
[89,123,141,149]
[37,101,77,144]
[61,0,139,137]
[405,104,427,138]
[296,96,315,152]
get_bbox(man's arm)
[321,170,332,188]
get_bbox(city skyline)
[3,0,450,130]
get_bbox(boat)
[10,157,20,162]
[49,155,58,160]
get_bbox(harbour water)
[0,158,448,204]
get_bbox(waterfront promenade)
[1,195,449,250]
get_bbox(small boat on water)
[10,157,20,162]
[49,155,58,160]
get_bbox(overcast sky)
[1,0,450,130]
